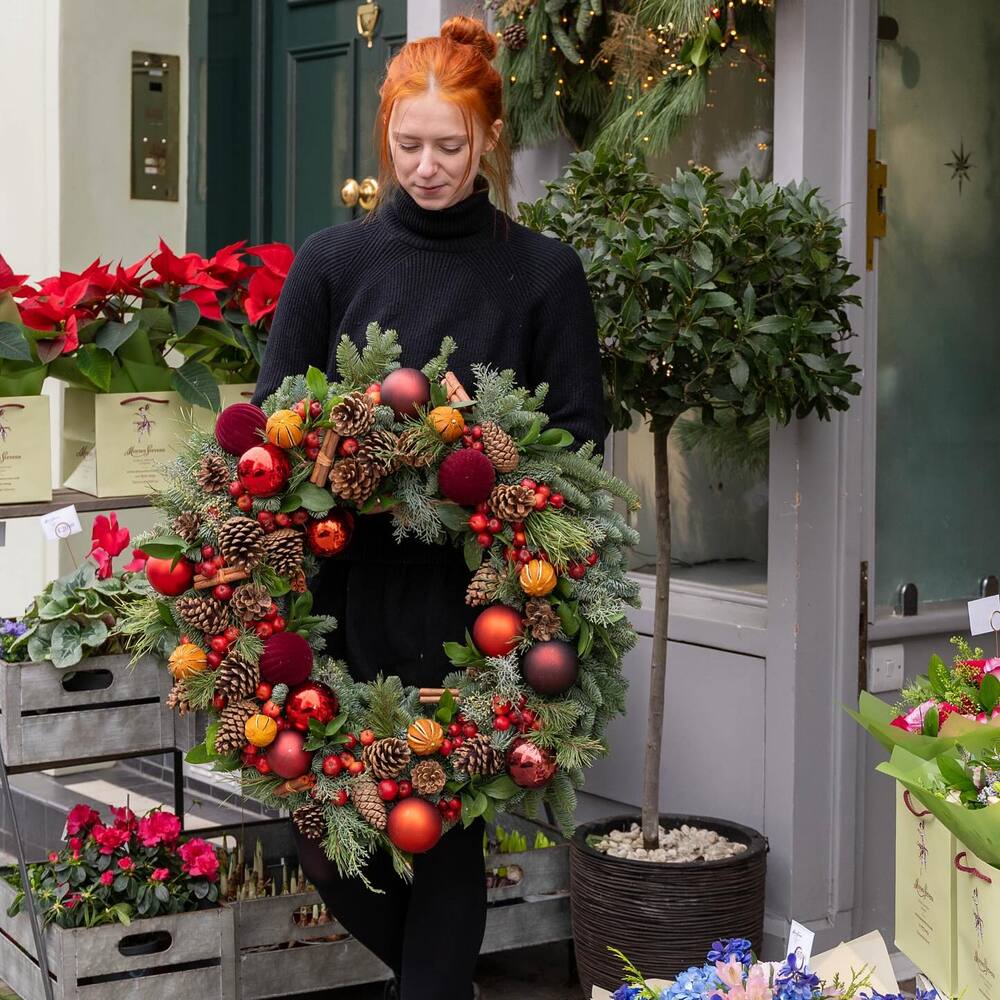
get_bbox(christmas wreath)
[119,324,640,883]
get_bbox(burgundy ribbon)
[955,852,993,884]
[903,790,931,818]
[118,395,171,406]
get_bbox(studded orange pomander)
[406,718,445,756]
[266,409,305,449]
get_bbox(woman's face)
[388,91,502,210]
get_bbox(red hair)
[372,15,513,215]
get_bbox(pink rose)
[151,868,170,882]
[65,803,100,836]
[137,810,182,848]
[179,839,220,881]
[92,824,130,855]
[100,870,114,886]
[116,856,134,871]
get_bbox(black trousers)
[292,819,487,999]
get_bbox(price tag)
[968,595,1000,636]
[39,505,82,542]
[786,919,815,965]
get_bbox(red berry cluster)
[438,796,462,823]
[491,694,542,733]
[460,423,485,451]
[519,478,565,511]
[255,509,311,533]
[439,712,478,756]
[566,551,600,580]
[468,505,504,549]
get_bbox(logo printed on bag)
[918,819,928,871]
[0,406,10,441]
[973,887,993,979]
[913,878,934,903]
[134,403,155,439]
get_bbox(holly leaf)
[305,366,328,402]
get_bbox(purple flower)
[707,939,753,965]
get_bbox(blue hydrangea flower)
[862,990,936,1000]
[659,963,723,1000]
[612,987,644,1000]
[775,952,821,1000]
[707,939,753,965]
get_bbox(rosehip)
[348,759,365,776]
[521,709,536,726]
[201,544,216,559]
[180,634,191,645]
[471,441,484,451]
[333,789,349,806]
[487,518,502,534]
[271,616,286,632]
[242,746,259,766]
[275,718,288,730]
[513,531,526,547]
[448,722,462,737]
[365,383,381,404]
[438,799,450,814]
[520,479,537,491]
[493,715,511,731]
[257,511,274,526]
[224,626,240,642]
[586,552,599,566]
[398,780,413,798]
[360,729,376,747]
[343,733,357,750]
[340,752,355,767]
[228,481,243,497]
[262,700,282,719]
[568,562,587,580]
[536,484,551,498]
[306,447,320,460]
[377,779,399,801]
[293,400,308,419]
[512,521,525,532]
[212,694,227,711]
[550,494,565,509]
[477,533,493,548]
[309,401,323,419]
[504,547,516,563]
[532,719,543,731]
[475,501,489,513]
[440,739,454,756]
[305,431,321,449]
[275,513,291,528]
[517,549,533,564]
[338,437,359,457]
[452,736,464,747]
[237,494,253,512]
[449,797,461,812]
[518,694,528,708]
[322,755,343,776]
[210,635,228,653]
[194,561,208,577]
[207,650,223,668]
[255,682,273,700]
[532,493,548,511]
[264,603,279,621]
[213,584,233,601]
[471,425,483,440]
[462,723,478,738]
[462,434,474,447]
[255,758,272,774]
[469,513,489,534]
[291,510,309,525]
[509,710,523,727]
[492,697,512,716]
[255,622,274,639]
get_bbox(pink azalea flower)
[100,870,115,886]
[110,805,137,832]
[68,837,82,852]
[47,852,58,863]
[179,838,220,881]
[117,856,134,871]
[65,803,100,836]
[92,824,130,855]
[151,868,170,882]
[137,810,182,848]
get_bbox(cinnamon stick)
[310,429,340,486]
[418,687,461,705]
[194,566,249,590]
[442,372,471,404]
[273,774,317,798]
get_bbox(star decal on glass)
[945,139,974,194]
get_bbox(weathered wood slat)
[0,926,65,1000]
[230,891,350,949]
[481,896,571,954]
[16,655,168,711]
[78,965,231,1000]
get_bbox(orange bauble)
[168,643,208,680]
[472,605,523,657]
[519,559,557,597]
[266,409,304,449]
[406,718,445,756]
[386,797,443,854]
[244,713,278,747]
[427,405,465,443]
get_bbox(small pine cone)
[481,421,520,473]
[172,511,201,545]
[218,516,265,572]
[489,483,535,521]
[330,457,379,504]
[166,681,192,716]
[524,597,561,641]
[197,454,231,493]
[362,738,412,780]
[215,699,258,755]
[216,651,259,700]
[394,428,434,468]
[501,22,528,52]
[410,759,446,797]
[351,779,388,831]
[466,563,501,607]
[451,733,505,777]
[356,429,399,476]
[292,803,327,842]
[230,583,273,622]
[263,528,304,576]
[331,391,376,437]
[175,595,230,635]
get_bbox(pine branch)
[421,337,457,382]
[361,675,414,739]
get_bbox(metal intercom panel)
[131,51,180,201]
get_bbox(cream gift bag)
[190,382,257,432]
[955,848,1000,1000]
[0,395,52,503]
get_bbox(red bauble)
[306,510,355,557]
[520,639,579,696]
[386,797,443,854]
[380,367,431,419]
[265,729,314,780]
[506,738,557,789]
[238,443,291,497]
[215,402,268,456]
[438,449,496,507]
[285,680,339,731]
[144,556,195,596]
[472,605,523,658]
[258,631,314,687]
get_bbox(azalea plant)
[4,803,221,928]
[0,253,46,395]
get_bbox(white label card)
[40,505,82,541]
[786,920,815,965]
[968,595,1000,636]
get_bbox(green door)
[268,0,406,247]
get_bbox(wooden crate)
[0,654,178,770]
[484,814,569,903]
[0,877,236,1000]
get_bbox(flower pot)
[0,394,52,503]
[571,813,767,995]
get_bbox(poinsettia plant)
[0,253,46,395]
[4,803,221,928]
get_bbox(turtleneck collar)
[385,175,499,244]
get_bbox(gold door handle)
[340,176,378,210]
[341,178,360,207]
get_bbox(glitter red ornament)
[215,402,268,456]
[265,729,314,780]
[144,556,195,596]
[386,797,443,854]
[237,443,291,497]
[380,367,431,419]
[438,449,496,507]
[520,639,579,695]
[258,631,314,687]
[506,737,557,789]
[284,680,339,731]
[306,510,355,557]
[472,605,523,657]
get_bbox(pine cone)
[330,457,378,504]
[197,454,231,493]
[489,483,535,521]
[524,597,560,641]
[292,803,327,842]
[451,734,504,777]
[394,428,434,468]
[501,22,528,52]
[355,429,399,476]
[218,516,265,572]
[230,583,273,622]
[466,563,501,607]
[175,595,230,635]
[331,391,376,437]
[172,511,201,545]
[410,759,446,797]
[166,681,192,716]
[216,652,259,700]
[215,699,258,756]
[351,779,388,831]
[362,738,412,780]
[263,528,304,576]
[481,421,520,473]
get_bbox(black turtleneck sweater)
[253,178,604,687]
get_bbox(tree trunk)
[642,425,672,850]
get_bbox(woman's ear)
[484,118,504,153]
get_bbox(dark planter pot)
[571,814,768,996]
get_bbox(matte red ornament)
[144,556,195,596]
[438,449,496,507]
[265,729,314,780]
[472,605,523,658]
[386,797,443,854]
[306,510,355,557]
[506,737,557,789]
[258,631,314,687]
[380,367,431,419]
[520,639,579,696]
[215,402,268,456]
[285,680,339,731]
[238,443,291,497]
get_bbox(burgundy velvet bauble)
[386,797,443,854]
[144,556,194,596]
[506,738,557,789]
[285,680,339,731]
[265,729,314,780]
[381,367,432,419]
[306,510,355,557]
[215,402,268,456]
[520,639,579,696]
[237,443,291,497]
[472,605,523,658]
[438,449,496,507]
[258,631,314,687]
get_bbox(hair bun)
[440,15,498,61]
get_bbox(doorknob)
[340,177,379,210]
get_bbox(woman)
[253,15,604,1000]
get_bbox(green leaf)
[482,775,518,800]
[691,242,713,271]
[49,619,84,669]
[577,619,593,657]
[171,359,221,411]
[937,754,976,792]
[140,534,188,559]
[0,322,32,361]
[555,600,580,637]
[306,366,328,401]
[76,346,114,392]
[279,493,302,513]
[799,353,830,373]
[729,356,749,391]
[95,317,141,355]
[922,705,940,737]
[518,418,542,447]
[750,315,793,334]
[980,673,1000,714]
[153,884,170,904]
[296,482,335,513]
[534,428,573,449]
[436,503,470,532]
[185,742,212,765]
[443,641,475,665]
[169,299,201,336]
[464,535,484,572]
[435,689,458,725]
[325,713,348,736]
[927,655,950,699]
[689,34,709,67]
